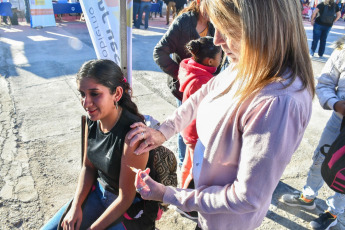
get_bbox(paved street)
[0,14,345,230]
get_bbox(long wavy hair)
[76,59,144,121]
[203,0,315,103]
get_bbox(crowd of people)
[43,0,345,229]
[133,0,191,29]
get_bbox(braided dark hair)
[76,59,144,121]
[185,36,221,65]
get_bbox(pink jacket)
[158,66,312,229]
[178,58,216,144]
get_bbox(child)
[178,36,222,189]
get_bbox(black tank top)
[87,109,142,194]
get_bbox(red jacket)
[178,58,216,144]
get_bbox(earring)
[115,101,118,110]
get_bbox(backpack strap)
[321,117,345,156]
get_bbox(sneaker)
[310,50,315,57]
[281,193,316,210]
[310,211,338,230]
[174,207,198,221]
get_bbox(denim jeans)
[41,182,140,230]
[302,112,345,215]
[311,23,332,57]
[155,0,163,17]
[176,99,187,166]
[135,1,151,29]
[133,2,141,26]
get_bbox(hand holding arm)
[127,122,167,155]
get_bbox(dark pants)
[133,2,140,25]
[135,1,151,29]
[176,99,187,166]
[311,23,332,57]
[155,0,163,17]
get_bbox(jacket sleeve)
[158,76,217,140]
[162,95,311,214]
[153,18,183,80]
[315,49,342,110]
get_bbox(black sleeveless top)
[87,109,142,194]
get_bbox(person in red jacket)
[178,36,222,189]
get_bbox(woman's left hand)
[127,122,167,155]
[134,168,167,202]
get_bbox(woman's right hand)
[61,205,83,230]
[135,168,167,202]
[127,122,167,155]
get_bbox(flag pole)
[120,0,129,85]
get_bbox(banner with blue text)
[79,0,132,83]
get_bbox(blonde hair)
[204,0,315,103]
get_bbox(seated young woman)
[41,59,158,230]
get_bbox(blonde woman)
[128,0,315,229]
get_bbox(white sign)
[30,0,56,28]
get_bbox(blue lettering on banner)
[96,0,120,64]
[89,6,108,58]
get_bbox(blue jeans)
[302,112,345,215]
[133,2,141,26]
[41,182,141,230]
[176,99,187,166]
[135,1,151,29]
[311,23,332,57]
[155,0,163,17]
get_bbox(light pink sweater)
[158,66,313,230]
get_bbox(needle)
[127,165,139,173]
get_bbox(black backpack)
[320,4,336,24]
[321,117,345,194]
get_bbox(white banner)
[79,0,132,84]
[30,0,56,28]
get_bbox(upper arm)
[118,133,149,199]
[153,18,185,78]
[316,52,341,108]
[83,122,96,171]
